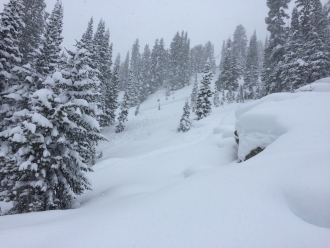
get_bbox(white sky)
[1,0,329,60]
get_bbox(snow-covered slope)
[0,78,329,248]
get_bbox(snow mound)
[235,90,330,229]
[295,77,330,92]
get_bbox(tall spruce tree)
[140,44,151,100]
[19,0,46,64]
[216,38,239,91]
[244,31,259,99]
[261,0,290,94]
[177,100,191,132]
[190,76,198,112]
[33,0,63,79]
[232,25,248,77]
[119,51,129,90]
[203,41,216,73]
[195,62,213,120]
[280,7,307,91]
[108,54,120,125]
[168,31,191,90]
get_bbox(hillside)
[0,77,329,248]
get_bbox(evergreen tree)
[19,0,46,64]
[80,17,94,53]
[203,41,217,73]
[125,69,138,108]
[1,40,105,213]
[226,89,234,104]
[130,39,141,79]
[108,54,120,124]
[190,44,204,74]
[32,0,63,79]
[177,100,191,132]
[149,39,159,93]
[157,38,168,87]
[232,25,248,77]
[195,62,213,120]
[100,29,113,127]
[116,100,128,133]
[299,0,330,83]
[280,7,308,92]
[216,38,239,91]
[219,40,226,72]
[190,76,198,112]
[261,0,290,94]
[168,31,191,90]
[239,85,245,103]
[140,44,151,99]
[220,90,226,106]
[119,51,129,90]
[244,31,259,99]
[257,40,264,73]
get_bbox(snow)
[295,77,330,92]
[31,113,53,128]
[0,75,329,248]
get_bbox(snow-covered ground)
[0,77,330,248]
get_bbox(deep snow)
[0,77,329,248]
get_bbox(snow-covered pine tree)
[107,54,120,124]
[219,40,226,73]
[244,31,259,99]
[190,44,204,74]
[149,39,159,93]
[1,49,105,213]
[177,100,191,132]
[216,38,239,92]
[116,98,129,133]
[19,0,46,65]
[239,85,244,103]
[261,0,290,95]
[168,31,191,90]
[140,44,151,100]
[226,89,234,104]
[100,29,113,127]
[257,40,264,74]
[300,0,330,83]
[80,17,94,52]
[203,41,217,73]
[32,0,63,79]
[190,76,198,112]
[280,7,308,92]
[125,69,138,108]
[61,41,106,166]
[158,38,168,87]
[195,62,213,120]
[119,51,129,90]
[232,25,248,77]
[0,0,25,117]
[130,39,143,104]
[130,39,141,80]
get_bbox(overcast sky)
[1,0,329,61]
